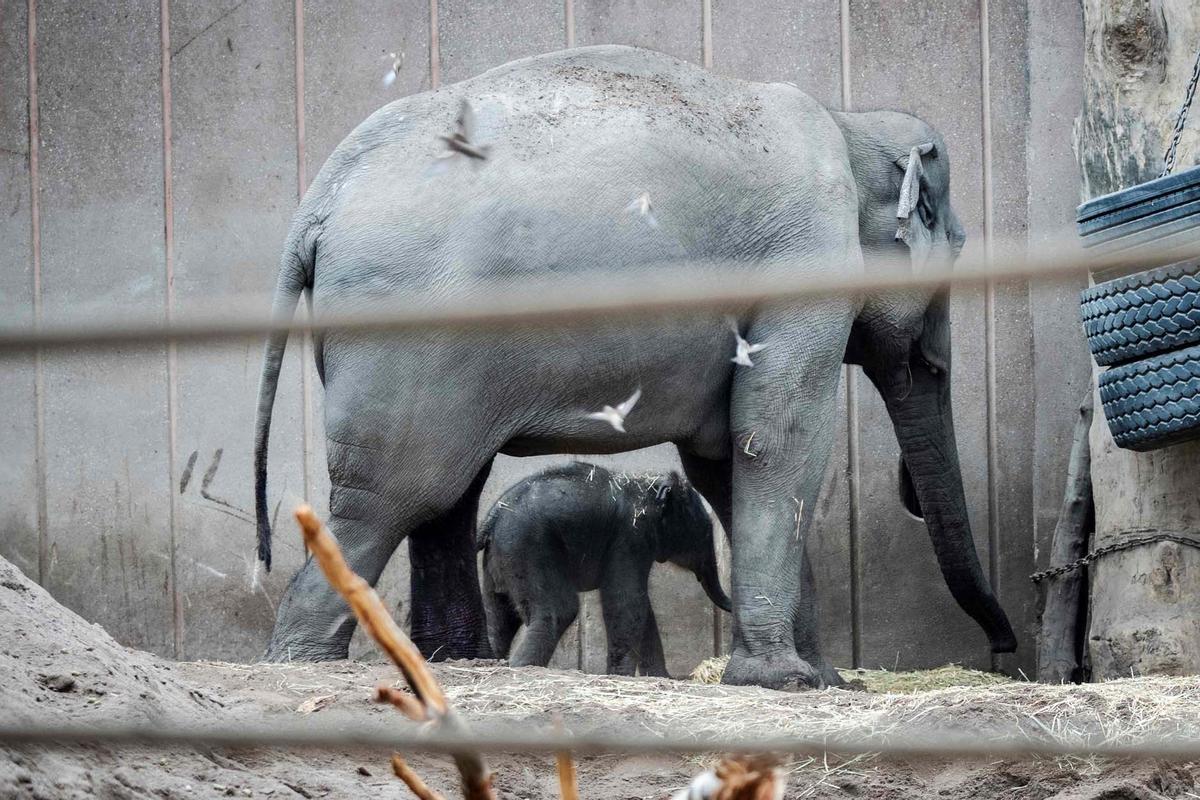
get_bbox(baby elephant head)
[653,472,732,612]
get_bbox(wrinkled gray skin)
[254,45,1016,689]
[478,463,733,677]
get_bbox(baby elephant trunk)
[697,556,733,612]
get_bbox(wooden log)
[1036,390,1093,684]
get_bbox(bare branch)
[392,754,448,800]
[295,504,495,800]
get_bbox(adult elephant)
[254,45,1016,689]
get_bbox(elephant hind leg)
[265,429,498,662]
[481,552,522,658]
[507,575,579,668]
[409,459,495,661]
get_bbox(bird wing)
[746,342,767,354]
[457,98,477,141]
[616,387,642,416]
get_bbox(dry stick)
[378,685,430,723]
[552,717,579,800]
[393,754,448,800]
[1036,389,1094,684]
[294,505,495,800]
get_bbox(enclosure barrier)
[0,235,1195,353]
[4,234,1200,776]
[3,718,1200,761]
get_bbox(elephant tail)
[255,218,318,571]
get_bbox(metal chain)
[1160,43,1200,177]
[1029,532,1200,583]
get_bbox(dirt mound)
[2,555,1199,799]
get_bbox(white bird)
[382,52,402,87]
[728,317,767,367]
[586,387,642,433]
[626,192,658,228]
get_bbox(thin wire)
[1,235,1195,354]
[4,718,1200,761]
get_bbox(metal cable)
[1,235,1197,354]
[2,718,1200,761]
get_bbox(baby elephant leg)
[481,557,521,658]
[600,561,651,676]
[638,606,669,678]
[507,576,579,668]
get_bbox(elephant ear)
[894,142,938,272]
[918,289,952,374]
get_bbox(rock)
[40,674,75,693]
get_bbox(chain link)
[1029,532,1200,583]
[1160,44,1200,177]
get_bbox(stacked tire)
[1079,166,1200,452]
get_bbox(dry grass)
[690,656,1012,694]
[198,657,1200,754]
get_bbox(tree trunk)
[1077,0,1200,680]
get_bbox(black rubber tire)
[1080,262,1200,367]
[1098,344,1200,451]
[1077,164,1200,232]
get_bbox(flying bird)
[626,192,658,228]
[586,387,642,433]
[727,317,767,367]
[382,51,402,87]
[439,98,490,160]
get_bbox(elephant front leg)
[721,305,851,691]
[600,558,652,676]
[638,606,669,678]
[793,546,845,688]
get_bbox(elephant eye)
[917,192,936,229]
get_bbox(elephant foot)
[818,660,846,688]
[411,616,493,661]
[262,635,349,663]
[721,648,824,691]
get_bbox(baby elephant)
[478,462,733,677]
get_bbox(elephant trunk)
[871,359,1017,653]
[697,555,733,612]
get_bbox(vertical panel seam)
[28,0,48,588]
[430,0,440,89]
[564,0,574,48]
[295,0,314,508]
[839,0,862,670]
[979,0,1001,672]
[161,0,183,659]
[701,0,716,657]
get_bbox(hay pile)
[691,655,1013,694]
[422,661,1200,751]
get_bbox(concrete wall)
[0,0,1089,678]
